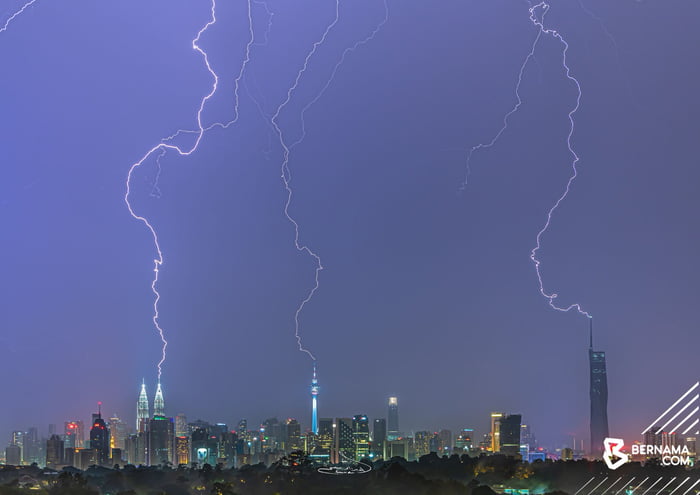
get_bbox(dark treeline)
[0,453,696,495]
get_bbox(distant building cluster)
[1,340,697,470]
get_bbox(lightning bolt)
[527,1,591,318]
[125,0,255,380]
[462,1,590,318]
[0,0,38,34]
[269,0,341,361]
[270,0,389,361]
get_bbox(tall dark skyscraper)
[498,414,522,456]
[372,418,387,458]
[387,397,399,440]
[90,403,111,466]
[589,319,609,456]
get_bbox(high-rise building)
[352,415,370,461]
[5,444,21,465]
[311,363,319,435]
[154,382,165,417]
[490,412,504,452]
[89,404,111,466]
[333,418,354,463]
[175,414,187,437]
[438,429,453,456]
[23,427,40,465]
[137,381,150,434]
[372,418,387,458]
[64,421,84,449]
[148,416,174,466]
[455,428,474,453]
[589,319,609,456]
[285,419,301,452]
[499,414,522,456]
[311,418,334,461]
[414,431,431,457]
[109,415,127,451]
[388,397,399,440]
[175,436,190,465]
[46,434,64,468]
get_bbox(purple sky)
[0,0,698,449]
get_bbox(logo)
[603,438,629,470]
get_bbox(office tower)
[490,412,504,452]
[388,397,399,440]
[372,418,387,458]
[5,444,21,465]
[23,427,40,465]
[137,380,149,433]
[455,428,474,453]
[312,418,334,461]
[285,419,301,452]
[333,418,354,463]
[175,413,187,437]
[148,415,174,466]
[109,415,127,451]
[190,427,210,466]
[311,363,319,435]
[48,424,56,436]
[352,415,370,461]
[499,414,522,456]
[414,431,431,457]
[175,436,190,465]
[154,382,165,417]
[90,404,111,466]
[262,418,281,452]
[589,319,609,456]
[46,434,64,468]
[520,423,535,451]
[438,429,453,455]
[237,419,247,437]
[64,421,84,449]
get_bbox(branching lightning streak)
[125,0,254,380]
[0,0,38,34]
[269,1,342,361]
[527,2,591,318]
[290,0,389,150]
[460,13,543,189]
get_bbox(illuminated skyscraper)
[148,415,174,466]
[137,380,149,433]
[311,363,319,435]
[154,382,165,417]
[372,418,387,458]
[352,415,370,461]
[490,412,504,452]
[387,397,399,440]
[589,318,609,456]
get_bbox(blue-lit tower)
[311,362,319,434]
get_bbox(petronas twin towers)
[137,380,165,432]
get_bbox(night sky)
[1,0,698,449]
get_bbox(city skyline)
[1,0,698,456]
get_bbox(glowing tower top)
[154,381,165,417]
[137,380,149,433]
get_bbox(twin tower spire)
[137,380,165,432]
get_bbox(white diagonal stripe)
[630,477,650,495]
[681,418,699,436]
[668,477,690,495]
[588,477,609,495]
[602,477,623,495]
[642,382,699,434]
[681,479,700,495]
[615,478,637,495]
[671,406,699,433]
[575,477,597,495]
[656,396,698,434]
[640,477,664,495]
[653,478,677,495]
